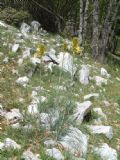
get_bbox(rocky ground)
[0,21,120,160]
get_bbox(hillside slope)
[0,21,120,160]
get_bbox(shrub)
[0,7,32,26]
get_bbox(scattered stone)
[88,125,113,139]
[3,57,9,63]
[78,65,90,85]
[44,139,57,147]
[93,118,103,125]
[114,103,119,107]
[0,21,8,28]
[16,76,29,87]
[58,52,76,75]
[22,150,40,160]
[46,51,58,64]
[4,108,23,123]
[31,21,41,33]
[73,101,92,124]
[30,57,41,65]
[103,100,110,107]
[93,108,107,120]
[116,77,120,81]
[22,48,31,59]
[34,86,45,92]
[101,68,110,78]
[23,124,33,131]
[11,123,20,129]
[20,22,31,36]
[0,52,4,56]
[0,142,4,150]
[17,58,23,66]
[12,44,19,53]
[54,85,66,91]
[27,104,39,115]
[46,62,55,72]
[0,138,21,150]
[95,76,107,86]
[46,148,64,160]
[59,127,88,158]
[93,143,117,160]
[12,69,19,75]
[84,93,99,100]
[40,110,59,128]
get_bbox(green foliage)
[0,7,32,26]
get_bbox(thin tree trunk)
[98,0,120,63]
[92,0,99,58]
[83,0,89,43]
[79,0,84,46]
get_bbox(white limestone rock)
[17,58,23,66]
[22,150,40,160]
[27,104,39,115]
[30,57,41,66]
[57,52,76,75]
[95,76,107,86]
[4,108,23,122]
[22,48,31,59]
[46,148,64,160]
[0,138,21,150]
[93,118,103,125]
[73,101,92,125]
[88,125,113,139]
[84,93,99,100]
[23,124,33,130]
[16,76,29,87]
[0,21,8,28]
[103,100,110,107]
[31,90,38,98]
[78,65,90,85]
[3,57,9,63]
[93,143,117,160]
[54,85,66,91]
[47,62,55,72]
[101,68,110,78]
[20,22,31,36]
[31,21,41,33]
[46,51,58,64]
[11,123,20,129]
[0,52,4,56]
[93,108,107,120]
[116,77,120,81]
[12,44,19,53]
[59,127,88,158]
[44,139,57,147]
[40,110,59,128]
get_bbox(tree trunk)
[98,0,120,63]
[92,0,99,58]
[83,0,89,42]
[79,0,84,46]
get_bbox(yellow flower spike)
[34,43,45,58]
[62,41,68,51]
[72,37,79,50]
[75,46,81,54]
[76,46,84,55]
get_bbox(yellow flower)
[62,41,68,51]
[72,37,79,50]
[34,44,45,58]
[75,46,84,54]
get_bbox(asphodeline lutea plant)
[62,41,68,52]
[72,37,84,55]
[34,43,45,58]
